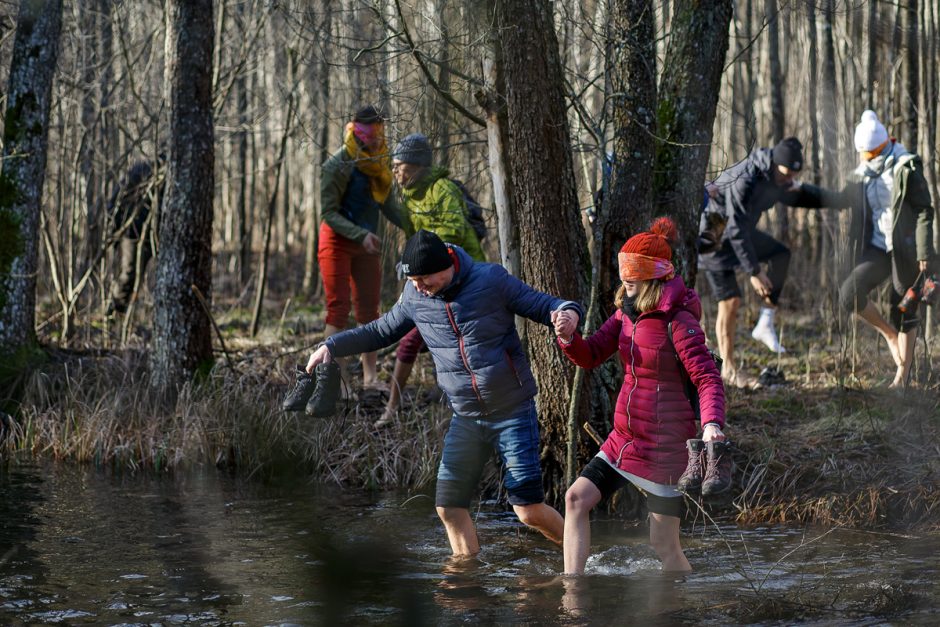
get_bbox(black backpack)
[449,178,488,241]
[665,314,723,420]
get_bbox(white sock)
[757,307,776,327]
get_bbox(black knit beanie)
[393,133,433,167]
[353,105,383,124]
[400,230,452,276]
[771,137,804,171]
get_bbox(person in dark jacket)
[825,110,934,387]
[699,137,827,388]
[555,218,726,574]
[317,105,403,386]
[375,133,486,429]
[107,156,164,315]
[305,230,584,556]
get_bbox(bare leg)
[362,350,379,386]
[856,302,901,367]
[716,297,757,388]
[376,359,414,427]
[513,502,564,546]
[563,478,602,574]
[649,513,691,572]
[436,506,480,556]
[890,328,917,388]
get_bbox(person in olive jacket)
[825,110,934,387]
[317,105,403,386]
[305,230,584,557]
[375,133,486,428]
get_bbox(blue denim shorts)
[435,400,545,508]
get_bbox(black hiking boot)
[677,439,705,493]
[305,361,341,418]
[701,440,732,496]
[282,366,316,412]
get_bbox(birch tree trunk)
[0,0,64,359]
[150,0,215,394]
[496,0,591,503]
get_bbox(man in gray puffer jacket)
[305,230,583,556]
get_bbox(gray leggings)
[838,247,918,332]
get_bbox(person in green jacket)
[318,106,403,387]
[829,110,934,387]
[375,133,485,427]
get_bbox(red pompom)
[649,216,678,244]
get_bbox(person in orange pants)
[317,106,403,386]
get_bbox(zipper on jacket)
[616,321,641,467]
[505,351,523,387]
[445,302,487,412]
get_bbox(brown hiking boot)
[701,440,732,496]
[677,439,705,493]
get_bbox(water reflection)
[0,462,938,625]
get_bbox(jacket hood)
[403,165,451,198]
[439,244,475,299]
[648,275,702,320]
[748,147,774,178]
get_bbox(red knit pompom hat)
[618,217,678,281]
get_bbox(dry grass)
[6,344,449,491]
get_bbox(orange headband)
[618,252,675,282]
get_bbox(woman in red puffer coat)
[552,217,726,574]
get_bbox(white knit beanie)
[854,110,889,152]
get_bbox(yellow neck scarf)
[344,122,392,203]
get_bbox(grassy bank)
[6,304,940,531]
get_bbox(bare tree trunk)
[496,0,591,504]
[904,0,919,147]
[151,0,215,394]
[767,0,789,243]
[476,15,518,276]
[0,0,64,359]
[654,0,733,282]
[603,0,656,311]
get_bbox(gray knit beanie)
[393,133,433,167]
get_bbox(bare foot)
[373,408,396,428]
[885,335,902,367]
[722,369,762,390]
[889,366,907,389]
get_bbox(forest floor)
[9,290,940,532]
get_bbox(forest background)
[0,0,938,527]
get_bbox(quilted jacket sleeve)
[557,310,622,370]
[670,310,725,429]
[326,295,416,357]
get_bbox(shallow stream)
[1,462,938,625]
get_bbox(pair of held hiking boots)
[281,363,341,417]
[677,439,732,496]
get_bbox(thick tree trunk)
[654,0,733,282]
[496,0,591,505]
[150,0,215,394]
[603,0,657,312]
[0,0,64,358]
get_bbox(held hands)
[305,344,333,374]
[551,309,580,342]
[749,271,773,300]
[362,232,382,255]
[702,423,725,442]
